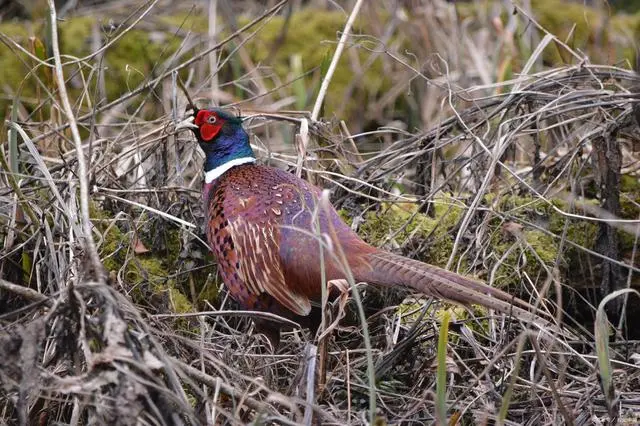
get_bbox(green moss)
[618,228,638,253]
[1,15,184,119]
[522,230,557,264]
[530,0,639,65]
[620,175,640,193]
[89,202,214,316]
[620,195,640,220]
[168,283,193,313]
[548,207,598,249]
[458,0,639,68]
[89,201,123,273]
[485,195,555,288]
[337,209,354,226]
[103,30,181,103]
[488,194,601,289]
[58,16,93,58]
[397,299,468,325]
[491,234,556,289]
[358,197,463,267]
[3,4,639,125]
[195,273,223,305]
[619,176,640,251]
[239,8,391,118]
[396,298,497,340]
[158,13,208,33]
[0,22,39,114]
[58,16,184,102]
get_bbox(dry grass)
[1,1,640,425]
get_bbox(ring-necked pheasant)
[177,107,537,344]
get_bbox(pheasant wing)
[226,211,312,316]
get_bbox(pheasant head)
[178,108,256,182]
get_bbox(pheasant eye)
[207,115,217,124]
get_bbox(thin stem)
[47,0,103,281]
[208,0,219,104]
[310,0,364,121]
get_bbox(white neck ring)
[205,157,256,183]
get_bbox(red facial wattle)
[201,123,221,141]
[194,110,223,142]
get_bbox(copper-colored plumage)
[180,108,536,343]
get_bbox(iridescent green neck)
[201,123,256,183]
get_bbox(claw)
[316,279,352,341]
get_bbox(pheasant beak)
[175,115,198,131]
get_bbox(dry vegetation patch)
[1,1,640,424]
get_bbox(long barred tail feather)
[353,249,539,321]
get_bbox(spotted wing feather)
[226,216,311,316]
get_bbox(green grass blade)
[436,310,451,425]
[9,102,18,174]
